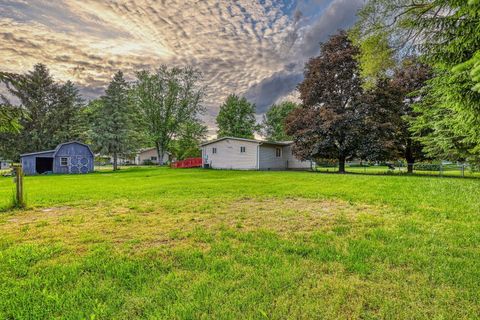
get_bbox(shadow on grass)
[313,169,480,180]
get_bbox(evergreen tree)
[216,94,257,139]
[0,64,84,160]
[91,71,139,170]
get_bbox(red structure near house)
[171,157,202,169]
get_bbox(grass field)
[1,167,479,319]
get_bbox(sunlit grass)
[0,167,479,318]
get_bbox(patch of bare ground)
[0,198,383,252]
[210,197,383,233]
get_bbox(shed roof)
[200,136,292,147]
[20,141,94,158]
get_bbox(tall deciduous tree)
[261,101,298,141]
[285,31,364,173]
[216,94,257,139]
[133,66,205,165]
[170,121,207,160]
[0,64,84,160]
[91,71,139,171]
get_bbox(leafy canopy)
[216,94,258,139]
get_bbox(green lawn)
[1,167,479,319]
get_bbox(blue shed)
[20,141,94,175]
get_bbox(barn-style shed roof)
[20,141,94,157]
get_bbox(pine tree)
[91,71,139,170]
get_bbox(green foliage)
[0,64,86,160]
[169,121,207,160]
[261,101,298,141]
[132,66,205,165]
[357,0,480,162]
[351,30,396,88]
[216,94,258,139]
[90,71,140,170]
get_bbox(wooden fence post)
[13,164,25,208]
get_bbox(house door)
[69,156,90,174]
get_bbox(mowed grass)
[0,167,479,319]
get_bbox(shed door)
[69,156,90,174]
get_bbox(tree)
[216,94,258,139]
[285,31,364,173]
[133,66,205,165]
[169,121,207,160]
[355,0,480,162]
[261,101,299,141]
[0,73,22,133]
[91,71,139,171]
[0,64,85,160]
[391,58,433,172]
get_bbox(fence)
[315,162,480,178]
[171,157,202,169]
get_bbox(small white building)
[0,160,11,170]
[200,137,313,170]
[135,147,170,165]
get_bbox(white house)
[135,147,170,165]
[200,137,313,170]
[0,160,11,170]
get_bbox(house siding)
[284,145,312,169]
[258,144,287,170]
[54,143,94,174]
[20,142,94,175]
[21,151,55,175]
[202,139,258,170]
[136,148,169,164]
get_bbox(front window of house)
[276,148,282,157]
[240,146,246,153]
[60,157,69,166]
[212,147,217,154]
[151,156,157,161]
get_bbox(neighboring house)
[20,141,94,175]
[200,137,313,170]
[135,147,170,165]
[0,160,11,170]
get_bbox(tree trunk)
[338,156,346,174]
[113,152,118,171]
[405,138,414,174]
[156,143,164,166]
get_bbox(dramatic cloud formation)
[0,0,363,130]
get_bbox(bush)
[414,163,441,171]
[142,160,155,165]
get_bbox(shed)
[20,141,94,175]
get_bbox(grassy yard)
[0,167,479,319]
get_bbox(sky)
[0,0,363,132]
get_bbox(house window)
[60,157,69,166]
[212,147,217,154]
[240,146,246,153]
[151,156,157,161]
[276,148,282,157]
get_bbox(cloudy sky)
[0,0,363,131]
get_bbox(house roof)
[137,147,170,155]
[200,136,293,147]
[20,141,94,158]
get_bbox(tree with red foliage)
[285,31,364,173]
